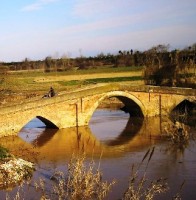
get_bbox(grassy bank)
[58,76,142,86]
[0,66,144,106]
[8,66,143,76]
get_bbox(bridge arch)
[17,115,58,135]
[170,98,196,116]
[36,116,58,129]
[85,91,147,125]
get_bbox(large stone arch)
[84,91,147,125]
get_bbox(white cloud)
[3,0,196,61]
[21,0,59,11]
[1,23,195,62]
[56,14,140,37]
[72,0,136,18]
[56,24,196,56]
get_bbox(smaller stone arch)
[169,98,196,126]
[85,91,147,125]
[37,116,59,129]
[171,98,196,116]
[18,116,58,135]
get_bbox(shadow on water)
[0,108,194,160]
[105,117,144,146]
[32,128,58,147]
[0,109,196,200]
[0,114,164,163]
[1,108,193,163]
[17,117,58,146]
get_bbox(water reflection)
[32,128,58,147]
[0,110,193,164]
[0,115,170,164]
[105,117,143,146]
[0,109,195,200]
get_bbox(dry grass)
[164,120,191,153]
[8,154,115,200]
[122,147,169,200]
[0,67,143,107]
[5,150,185,200]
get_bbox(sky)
[0,0,196,62]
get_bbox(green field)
[0,66,144,106]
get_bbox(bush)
[0,146,10,160]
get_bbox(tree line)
[0,43,195,88]
[142,44,196,88]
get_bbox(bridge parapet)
[1,84,195,114]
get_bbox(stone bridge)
[0,84,195,137]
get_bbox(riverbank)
[0,146,34,190]
[0,158,34,190]
[0,66,143,107]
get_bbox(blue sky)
[0,0,196,62]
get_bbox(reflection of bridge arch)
[105,117,144,146]
[0,116,165,162]
[85,91,147,125]
[4,111,193,164]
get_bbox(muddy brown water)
[0,109,195,199]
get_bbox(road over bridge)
[0,84,195,137]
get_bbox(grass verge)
[59,76,142,86]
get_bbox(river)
[0,108,195,199]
